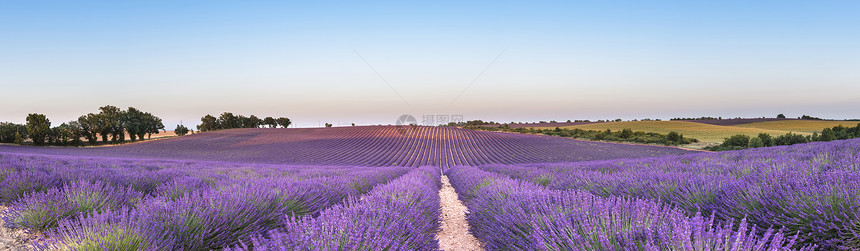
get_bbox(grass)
[732,120,858,133]
[531,121,809,147]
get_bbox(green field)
[530,120,848,148]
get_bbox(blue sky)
[1,1,858,128]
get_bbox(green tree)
[263,117,277,128]
[776,114,786,119]
[276,117,292,128]
[325,123,333,128]
[0,122,28,143]
[77,114,100,145]
[198,114,219,132]
[123,107,145,141]
[723,134,751,148]
[26,113,51,146]
[757,133,773,147]
[175,124,190,136]
[97,105,123,143]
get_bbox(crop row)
[475,138,860,249]
[0,126,693,166]
[0,153,411,250]
[445,165,808,250]
[235,165,442,250]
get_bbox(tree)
[246,115,262,128]
[26,113,51,146]
[198,114,219,132]
[0,122,28,143]
[77,114,100,145]
[325,123,333,128]
[218,112,238,129]
[777,114,786,119]
[66,121,84,146]
[263,117,277,128]
[175,124,190,136]
[757,133,773,147]
[143,113,165,139]
[276,117,292,128]
[97,105,123,143]
[723,134,751,148]
[351,123,356,126]
[123,107,145,141]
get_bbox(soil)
[0,206,37,251]
[438,175,484,251]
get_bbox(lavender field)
[0,127,857,250]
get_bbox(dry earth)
[438,175,483,251]
[0,206,36,251]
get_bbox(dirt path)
[0,206,36,251]
[438,174,483,251]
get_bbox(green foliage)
[0,122,28,143]
[26,113,51,146]
[777,114,786,119]
[709,123,860,151]
[175,125,190,136]
[469,126,697,146]
[325,123,333,128]
[263,116,277,128]
[276,117,291,128]
[198,113,290,132]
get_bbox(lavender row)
[445,165,808,250]
[238,165,442,250]
[0,126,692,167]
[0,153,412,249]
[478,138,860,249]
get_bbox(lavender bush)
[446,165,809,250]
[240,165,442,250]
[479,138,860,249]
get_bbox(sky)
[1,1,859,128]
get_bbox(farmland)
[529,120,856,147]
[0,126,691,167]
[0,126,858,250]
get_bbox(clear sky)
[1,1,858,128]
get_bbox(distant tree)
[619,128,633,139]
[198,114,219,132]
[276,117,292,128]
[351,123,356,126]
[757,133,773,147]
[777,114,786,119]
[800,115,823,120]
[175,124,190,136]
[748,137,765,148]
[0,122,28,143]
[143,114,165,139]
[263,117,277,128]
[218,112,239,129]
[246,115,262,128]
[566,120,572,123]
[325,123,333,128]
[819,128,836,141]
[26,113,51,146]
[666,131,684,144]
[77,114,99,145]
[123,107,145,141]
[97,105,123,143]
[723,134,751,148]
[66,121,84,146]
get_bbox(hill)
[0,126,691,167]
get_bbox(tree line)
[197,112,291,132]
[706,123,860,151]
[0,105,165,146]
[469,125,697,146]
